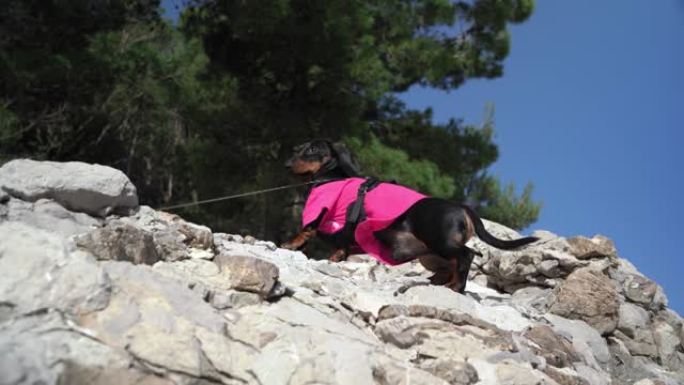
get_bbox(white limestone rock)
[0,222,111,317]
[0,159,138,217]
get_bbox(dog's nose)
[284,158,293,168]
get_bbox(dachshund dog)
[281,139,538,293]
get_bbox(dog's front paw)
[327,249,348,262]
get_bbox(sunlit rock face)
[1,159,682,385]
[0,159,138,217]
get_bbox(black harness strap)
[314,176,387,250]
[345,176,381,227]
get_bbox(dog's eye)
[305,146,317,154]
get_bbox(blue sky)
[400,1,684,314]
[162,0,683,313]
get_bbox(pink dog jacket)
[302,177,427,265]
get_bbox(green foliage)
[1,18,236,205]
[85,23,228,203]
[372,98,499,200]
[0,0,160,52]
[182,0,537,135]
[0,0,163,164]
[351,100,539,229]
[346,135,456,197]
[469,175,542,230]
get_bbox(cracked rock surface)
[1,160,683,385]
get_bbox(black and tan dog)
[281,139,538,293]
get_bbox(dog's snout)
[284,157,294,168]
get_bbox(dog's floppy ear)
[331,141,362,177]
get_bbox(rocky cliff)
[0,159,682,385]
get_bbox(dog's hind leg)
[373,229,430,263]
[417,248,475,293]
[392,252,446,296]
[418,253,461,288]
[454,247,475,293]
[392,249,472,295]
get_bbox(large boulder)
[613,302,658,357]
[566,235,617,259]
[1,198,101,237]
[214,252,280,298]
[548,269,620,335]
[480,247,586,293]
[0,222,111,317]
[652,314,684,373]
[0,159,138,217]
[0,311,137,385]
[115,206,215,262]
[623,273,666,308]
[523,325,581,368]
[80,261,258,384]
[617,302,651,338]
[75,221,161,265]
[544,313,612,368]
[609,260,668,311]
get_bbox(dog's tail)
[462,205,538,250]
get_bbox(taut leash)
[157,181,318,211]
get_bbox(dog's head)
[285,139,361,179]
